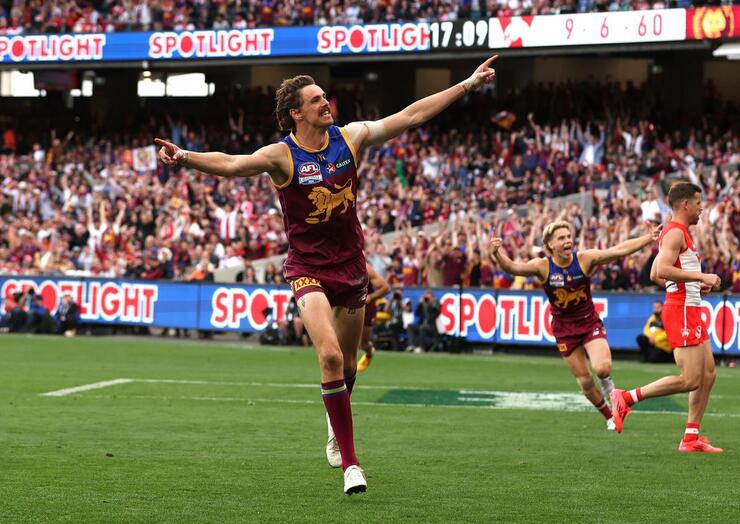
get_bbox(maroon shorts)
[553,317,607,357]
[364,301,377,327]
[286,256,368,310]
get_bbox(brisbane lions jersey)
[277,125,364,271]
[543,252,601,335]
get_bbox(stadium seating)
[0,79,737,291]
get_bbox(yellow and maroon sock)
[321,379,358,470]
[622,387,643,406]
[683,423,700,442]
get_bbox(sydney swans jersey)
[277,125,363,270]
[543,252,600,335]
[660,221,702,307]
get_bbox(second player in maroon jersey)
[491,220,661,429]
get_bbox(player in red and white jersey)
[610,182,723,452]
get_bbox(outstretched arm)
[344,55,498,150]
[489,238,547,280]
[155,139,289,181]
[578,224,662,275]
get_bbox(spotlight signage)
[0,9,734,64]
[1,276,738,355]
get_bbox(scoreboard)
[0,7,737,65]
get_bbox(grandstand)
[1,1,739,519]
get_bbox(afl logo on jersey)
[298,162,323,185]
[549,273,565,287]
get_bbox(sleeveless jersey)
[543,252,600,334]
[277,125,363,270]
[659,221,701,307]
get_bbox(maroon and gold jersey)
[543,252,602,337]
[277,125,363,274]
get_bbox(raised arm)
[578,224,662,276]
[155,138,290,182]
[343,55,498,150]
[489,238,547,281]
[653,228,720,289]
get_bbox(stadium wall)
[2,276,738,356]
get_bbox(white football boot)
[343,465,367,495]
[325,413,342,468]
[606,417,616,431]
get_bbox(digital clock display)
[429,9,687,51]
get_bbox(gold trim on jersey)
[272,142,294,189]
[339,127,358,166]
[551,253,574,269]
[575,252,591,277]
[539,258,549,284]
[290,131,329,153]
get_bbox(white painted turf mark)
[79,394,740,418]
[40,378,134,397]
[39,379,739,418]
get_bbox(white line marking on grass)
[81,393,740,418]
[134,378,436,390]
[40,379,740,419]
[40,378,134,397]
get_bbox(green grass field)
[1,334,738,523]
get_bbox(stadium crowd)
[0,79,738,293]
[0,0,708,35]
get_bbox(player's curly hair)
[542,220,572,256]
[274,75,315,133]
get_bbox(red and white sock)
[621,387,643,406]
[683,423,700,442]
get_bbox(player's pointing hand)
[460,55,498,93]
[490,237,503,254]
[155,138,189,166]
[650,223,663,241]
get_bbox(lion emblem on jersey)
[553,286,588,309]
[305,179,355,224]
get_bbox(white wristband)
[459,74,478,93]
[175,150,189,166]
